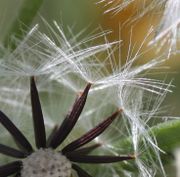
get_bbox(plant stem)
[4,0,44,50]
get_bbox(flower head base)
[0,76,134,177]
[21,149,71,177]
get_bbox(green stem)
[4,0,44,49]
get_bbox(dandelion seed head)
[0,19,174,177]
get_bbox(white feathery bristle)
[21,149,72,177]
[88,28,172,97]
[114,82,170,176]
[97,0,135,15]
[97,0,166,16]
[0,22,115,80]
[175,149,180,177]
[149,0,180,57]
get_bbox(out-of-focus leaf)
[4,0,44,49]
[113,120,180,173]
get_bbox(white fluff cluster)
[0,22,173,177]
[149,0,180,57]
[98,0,180,57]
[21,149,72,177]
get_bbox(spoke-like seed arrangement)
[0,76,134,177]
